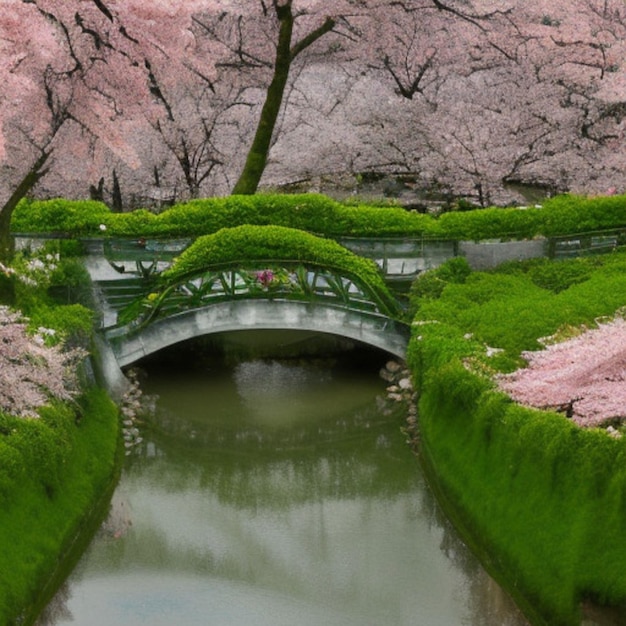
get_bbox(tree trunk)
[0,149,52,264]
[232,5,295,195]
[112,169,123,212]
[231,4,336,196]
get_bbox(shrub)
[498,256,596,293]
[12,193,626,243]
[48,256,93,306]
[538,194,626,235]
[12,199,111,235]
[8,245,94,342]
[27,303,93,348]
[408,256,472,316]
[412,250,626,362]
[7,409,71,496]
[436,205,543,240]
[161,225,401,317]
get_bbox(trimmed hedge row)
[11,192,626,241]
[408,255,626,625]
[161,225,402,317]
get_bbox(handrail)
[164,259,400,312]
[113,260,404,333]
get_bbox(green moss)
[160,224,401,317]
[412,249,626,363]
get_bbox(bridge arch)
[105,299,410,368]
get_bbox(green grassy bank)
[0,389,120,625]
[7,192,626,624]
[407,254,626,625]
[0,242,121,624]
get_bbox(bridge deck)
[105,299,410,366]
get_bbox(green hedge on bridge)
[159,225,402,319]
[11,192,626,241]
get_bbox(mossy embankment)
[0,390,120,625]
[407,253,626,625]
[0,241,122,625]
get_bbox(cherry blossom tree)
[0,305,84,418]
[0,1,67,261]
[2,0,625,216]
[497,316,626,428]
[147,80,248,200]
[204,0,515,198]
[0,0,216,258]
[195,0,361,195]
[345,0,626,204]
[493,0,626,194]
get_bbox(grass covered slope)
[408,253,626,625]
[0,243,121,625]
[0,390,120,625]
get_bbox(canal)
[39,338,529,625]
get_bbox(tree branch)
[290,16,336,60]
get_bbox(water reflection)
[39,354,528,626]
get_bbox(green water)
[40,349,528,625]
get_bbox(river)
[39,340,529,626]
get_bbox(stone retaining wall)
[459,238,548,270]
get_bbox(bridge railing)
[547,227,626,258]
[112,260,405,333]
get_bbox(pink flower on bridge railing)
[256,269,275,289]
[247,268,300,294]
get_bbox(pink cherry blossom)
[0,306,84,419]
[0,1,625,206]
[497,316,626,428]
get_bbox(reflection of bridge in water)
[85,239,416,377]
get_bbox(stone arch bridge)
[87,242,412,390]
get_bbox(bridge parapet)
[111,260,403,332]
[97,258,410,369]
[83,235,454,289]
[105,299,411,367]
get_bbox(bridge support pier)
[92,333,130,401]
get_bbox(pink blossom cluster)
[2,0,625,207]
[497,317,626,428]
[256,269,275,288]
[0,306,84,418]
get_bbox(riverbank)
[406,254,626,625]
[0,388,120,625]
[0,246,122,625]
[6,192,626,624]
